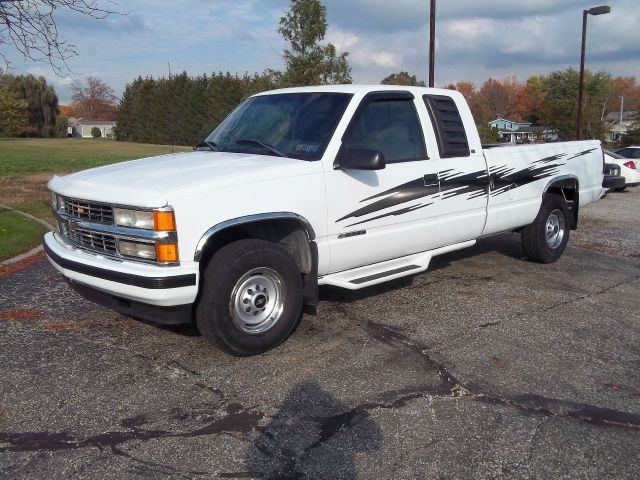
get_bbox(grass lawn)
[0,138,191,259]
[0,209,49,261]
[0,138,190,176]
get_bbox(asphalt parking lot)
[1,188,639,479]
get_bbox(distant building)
[68,118,116,138]
[488,118,558,143]
[605,110,637,143]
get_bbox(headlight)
[114,208,154,229]
[118,240,156,260]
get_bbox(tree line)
[444,70,640,143]
[2,0,640,146]
[114,0,350,145]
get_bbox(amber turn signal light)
[154,211,176,231]
[156,243,179,262]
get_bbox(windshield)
[205,92,353,161]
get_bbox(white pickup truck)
[45,85,607,355]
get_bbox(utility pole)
[428,0,436,87]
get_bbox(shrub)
[91,126,102,138]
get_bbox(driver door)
[324,91,441,273]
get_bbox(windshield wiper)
[194,139,218,151]
[235,139,286,158]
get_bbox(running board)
[318,240,476,290]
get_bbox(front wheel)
[521,194,570,263]
[196,239,303,356]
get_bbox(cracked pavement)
[1,187,639,479]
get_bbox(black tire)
[196,239,303,356]
[614,186,627,192]
[521,193,570,263]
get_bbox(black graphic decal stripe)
[438,169,489,200]
[335,148,595,225]
[566,148,596,160]
[345,203,432,228]
[336,179,438,222]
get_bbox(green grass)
[8,200,56,226]
[0,209,48,261]
[0,138,192,259]
[0,138,191,176]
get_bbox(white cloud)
[370,52,400,69]
[3,0,639,101]
[326,30,360,52]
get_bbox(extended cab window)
[342,98,427,163]
[423,94,470,158]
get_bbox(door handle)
[423,173,439,187]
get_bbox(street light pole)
[576,5,610,140]
[428,0,436,87]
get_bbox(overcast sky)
[5,0,639,103]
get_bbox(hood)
[48,151,323,208]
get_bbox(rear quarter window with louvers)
[422,94,470,158]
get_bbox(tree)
[90,126,101,138]
[539,68,612,140]
[381,72,425,87]
[71,77,118,120]
[0,0,121,74]
[607,76,640,116]
[0,84,25,136]
[114,71,277,145]
[1,72,59,136]
[476,78,515,122]
[278,0,352,86]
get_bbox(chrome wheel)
[545,209,566,250]
[230,268,286,335]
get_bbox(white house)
[605,110,637,143]
[68,118,116,138]
[488,118,558,143]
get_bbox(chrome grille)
[61,197,113,224]
[64,225,117,255]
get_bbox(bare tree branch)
[0,0,125,75]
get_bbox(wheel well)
[545,178,579,229]
[197,219,313,274]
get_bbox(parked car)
[614,146,640,159]
[605,150,640,191]
[45,85,607,355]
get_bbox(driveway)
[1,188,639,479]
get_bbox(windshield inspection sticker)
[296,143,320,153]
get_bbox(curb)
[0,203,54,266]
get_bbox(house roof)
[514,126,557,134]
[604,110,638,122]
[489,117,520,124]
[77,120,116,126]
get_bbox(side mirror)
[338,147,386,170]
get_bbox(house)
[488,118,558,143]
[605,110,637,143]
[68,118,116,138]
